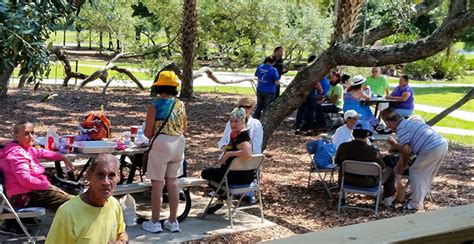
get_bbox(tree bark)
[18,73,29,89]
[99,32,103,53]
[427,88,473,126]
[0,65,14,99]
[180,0,198,98]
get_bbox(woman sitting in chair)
[201,107,253,186]
[0,122,74,212]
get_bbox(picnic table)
[361,97,400,118]
[41,146,146,183]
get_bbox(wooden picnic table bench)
[113,177,209,222]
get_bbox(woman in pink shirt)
[0,122,74,212]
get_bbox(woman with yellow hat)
[142,70,188,233]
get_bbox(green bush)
[403,51,468,80]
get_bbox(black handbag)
[142,99,176,174]
[48,174,85,195]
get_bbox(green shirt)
[328,84,343,108]
[365,76,389,96]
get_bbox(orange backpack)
[81,113,111,140]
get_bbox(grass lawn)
[412,87,474,112]
[439,134,474,147]
[412,110,473,130]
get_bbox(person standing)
[142,71,188,233]
[253,56,280,119]
[380,108,448,211]
[386,75,414,117]
[46,154,128,244]
[365,67,390,97]
[271,47,288,99]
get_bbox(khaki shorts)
[146,134,185,181]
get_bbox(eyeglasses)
[239,105,252,109]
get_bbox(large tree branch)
[346,0,443,46]
[334,10,474,67]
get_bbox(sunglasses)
[239,105,253,109]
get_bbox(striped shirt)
[396,119,446,155]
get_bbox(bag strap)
[145,99,176,153]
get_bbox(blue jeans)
[315,104,340,128]
[393,108,414,118]
[295,89,316,130]
[253,92,275,119]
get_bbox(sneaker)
[141,220,162,233]
[249,196,257,205]
[163,220,181,233]
[383,195,395,207]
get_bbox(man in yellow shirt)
[46,154,128,244]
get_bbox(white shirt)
[332,124,354,149]
[218,116,263,154]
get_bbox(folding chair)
[0,184,46,243]
[337,160,382,214]
[202,154,265,228]
[306,141,339,198]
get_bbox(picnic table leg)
[119,155,128,184]
[76,158,93,181]
[126,155,139,184]
[54,161,64,178]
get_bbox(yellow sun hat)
[153,70,180,87]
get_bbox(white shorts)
[146,134,185,181]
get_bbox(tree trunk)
[18,73,29,89]
[427,88,474,126]
[99,32,103,53]
[108,32,113,51]
[0,65,14,99]
[89,28,92,50]
[180,0,198,98]
[76,28,81,48]
[116,39,121,53]
[260,49,337,150]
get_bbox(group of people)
[0,123,127,243]
[293,66,415,135]
[0,49,446,242]
[329,108,448,211]
[0,69,264,242]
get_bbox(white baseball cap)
[344,110,360,121]
[351,75,366,86]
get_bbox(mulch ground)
[1,86,472,242]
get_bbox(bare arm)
[219,141,252,164]
[275,80,281,86]
[387,91,410,102]
[116,232,128,243]
[394,144,411,174]
[144,105,156,139]
[182,108,188,134]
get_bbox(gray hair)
[13,121,33,135]
[88,153,119,174]
[380,108,402,123]
[371,67,381,73]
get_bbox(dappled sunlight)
[0,87,471,242]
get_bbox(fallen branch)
[427,88,473,126]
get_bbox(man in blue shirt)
[253,56,280,119]
[381,108,448,211]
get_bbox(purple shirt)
[390,85,414,109]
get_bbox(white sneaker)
[141,220,162,233]
[163,220,181,233]
[383,195,395,207]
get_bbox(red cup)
[131,126,139,136]
[66,135,75,145]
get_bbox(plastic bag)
[46,126,61,151]
[119,194,137,226]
